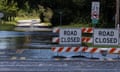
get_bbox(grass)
[59,23,91,28]
[0,16,40,31]
[0,21,16,31]
[15,16,39,21]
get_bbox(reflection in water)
[0,31,25,49]
[0,38,15,49]
[0,31,52,49]
[0,31,53,59]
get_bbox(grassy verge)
[0,21,16,31]
[0,16,39,31]
[59,23,91,28]
[15,17,39,21]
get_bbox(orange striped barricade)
[52,27,93,43]
[51,47,85,58]
[52,28,82,58]
[53,27,93,33]
[51,47,120,58]
[52,27,93,58]
[51,46,103,58]
[52,37,93,43]
[52,27,94,58]
[52,27,120,58]
[107,48,120,54]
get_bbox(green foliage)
[7,0,18,13]
[24,1,30,12]
[0,22,16,30]
[60,23,90,28]
[0,0,117,28]
[0,0,7,11]
[42,7,53,22]
[72,0,86,6]
[0,0,18,13]
[0,0,18,22]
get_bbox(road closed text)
[93,29,119,45]
[95,38,117,43]
[61,37,80,42]
[60,29,81,44]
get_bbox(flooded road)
[0,31,25,49]
[0,31,54,59]
[0,31,120,72]
[0,31,119,60]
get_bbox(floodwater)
[0,31,55,59]
[0,31,25,49]
[0,31,119,60]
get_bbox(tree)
[0,0,116,27]
[100,0,116,27]
[0,0,8,12]
[0,0,18,21]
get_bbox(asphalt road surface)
[0,59,120,72]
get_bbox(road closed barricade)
[51,27,120,58]
[52,27,93,43]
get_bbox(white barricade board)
[93,29,119,45]
[59,28,81,44]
